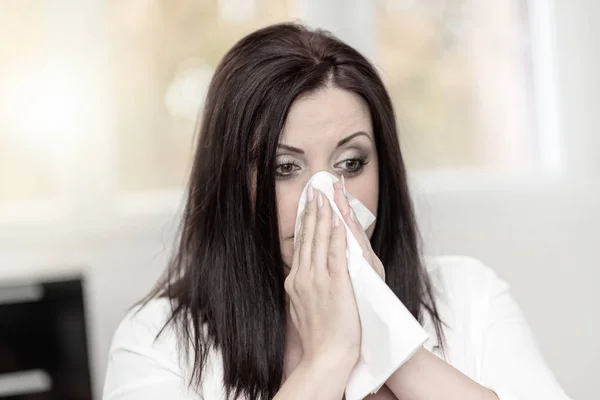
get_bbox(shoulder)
[109,298,179,360]
[421,256,506,339]
[421,256,511,362]
[103,298,191,398]
[423,255,503,300]
[104,298,227,399]
[115,297,174,332]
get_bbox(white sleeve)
[479,273,572,400]
[102,301,202,400]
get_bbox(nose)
[307,166,343,183]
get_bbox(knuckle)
[315,208,325,223]
[331,223,342,235]
[299,231,309,245]
[285,275,299,296]
[294,275,308,295]
[284,276,293,293]
[319,202,331,217]
[291,274,301,290]
[332,228,345,243]
[327,246,338,262]
[303,204,314,217]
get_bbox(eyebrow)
[277,131,372,154]
[336,131,372,147]
[277,144,305,154]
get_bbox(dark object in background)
[0,277,92,400]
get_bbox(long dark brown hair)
[147,22,443,400]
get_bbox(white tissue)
[294,172,429,400]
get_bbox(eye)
[335,156,369,176]
[275,162,300,178]
[342,159,362,172]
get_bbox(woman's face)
[276,86,379,268]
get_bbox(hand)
[334,177,385,281]
[284,183,361,372]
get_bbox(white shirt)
[102,256,572,400]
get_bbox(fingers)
[334,177,373,265]
[298,185,318,272]
[286,186,316,298]
[327,212,348,279]
[312,190,332,275]
[289,212,303,275]
[333,177,385,280]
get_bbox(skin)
[273,86,498,400]
[275,85,383,389]
[275,86,379,269]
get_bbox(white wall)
[416,177,599,400]
[551,0,600,177]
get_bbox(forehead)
[280,87,372,145]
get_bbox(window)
[0,2,55,202]
[375,0,535,171]
[0,0,545,223]
[107,0,536,194]
[107,0,296,193]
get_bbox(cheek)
[351,168,379,238]
[363,182,379,238]
[361,178,379,215]
[276,183,301,266]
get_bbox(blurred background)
[0,0,598,399]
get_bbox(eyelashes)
[274,155,369,180]
[334,155,369,175]
[274,160,301,178]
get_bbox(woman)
[103,23,571,400]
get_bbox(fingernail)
[307,185,314,202]
[350,209,356,221]
[333,214,340,227]
[317,191,324,208]
[341,176,348,198]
